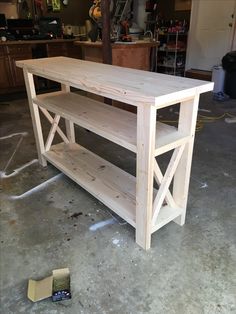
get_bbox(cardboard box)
[28,268,71,302]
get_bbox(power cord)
[159,112,236,132]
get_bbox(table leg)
[23,69,47,167]
[173,94,200,225]
[61,84,75,143]
[136,104,156,250]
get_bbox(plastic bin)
[212,65,225,93]
[222,51,236,99]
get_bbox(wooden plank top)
[16,56,213,107]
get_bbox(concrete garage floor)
[0,92,236,314]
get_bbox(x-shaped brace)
[39,107,69,151]
[152,144,185,225]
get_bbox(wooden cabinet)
[7,45,32,88]
[0,44,32,93]
[77,41,156,70]
[46,42,81,58]
[0,47,11,90]
[0,40,82,94]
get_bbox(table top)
[16,56,213,107]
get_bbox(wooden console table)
[16,57,213,250]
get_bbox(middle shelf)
[34,91,189,156]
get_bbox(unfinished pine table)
[16,57,213,250]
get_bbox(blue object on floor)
[213,92,230,102]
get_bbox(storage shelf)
[44,142,137,227]
[34,91,189,156]
[156,30,187,77]
[158,48,186,52]
[158,33,188,36]
[44,142,182,232]
[157,63,185,69]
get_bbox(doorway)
[186,0,236,71]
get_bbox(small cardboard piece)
[27,268,70,302]
[28,276,53,302]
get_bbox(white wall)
[133,0,147,30]
[186,0,236,71]
[233,24,236,50]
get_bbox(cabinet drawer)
[6,45,32,55]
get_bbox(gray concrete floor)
[0,93,236,314]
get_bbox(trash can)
[222,51,236,99]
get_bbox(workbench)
[16,57,213,250]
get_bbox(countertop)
[0,39,159,48]
[0,38,77,45]
[74,40,159,49]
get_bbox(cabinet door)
[46,42,82,58]
[7,45,32,88]
[67,43,82,59]
[0,48,11,90]
[46,42,68,57]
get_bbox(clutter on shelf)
[156,20,188,76]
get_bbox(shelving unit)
[157,32,188,76]
[16,57,213,250]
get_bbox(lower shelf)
[43,142,182,232]
[43,142,136,227]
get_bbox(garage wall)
[0,2,18,19]
[157,0,191,21]
[44,2,90,25]
[133,0,147,29]
[133,0,191,30]
[233,24,236,50]
[0,1,90,25]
